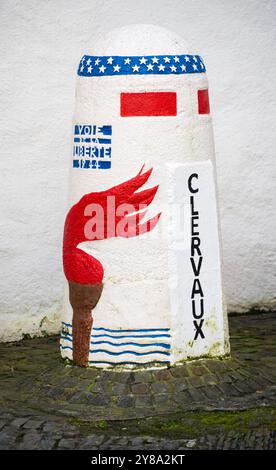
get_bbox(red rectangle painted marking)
[120,92,177,117]
[198,89,210,114]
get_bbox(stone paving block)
[112,383,129,395]
[69,391,87,403]
[78,434,105,449]
[187,376,205,388]
[154,393,169,405]
[151,381,170,394]
[188,365,209,376]
[84,392,110,406]
[155,369,172,381]
[39,437,57,450]
[18,431,42,450]
[91,381,108,394]
[64,367,84,378]
[188,388,206,403]
[117,395,135,407]
[79,369,100,380]
[172,378,189,392]
[173,390,192,405]
[59,377,79,388]
[114,372,132,384]
[46,386,65,400]
[0,429,17,449]
[58,438,79,450]
[236,368,252,378]
[23,419,45,430]
[202,385,222,400]
[219,374,233,384]
[227,359,243,370]
[258,373,275,384]
[217,383,239,397]
[170,366,190,378]
[203,374,218,386]
[131,383,151,394]
[76,379,96,391]
[42,421,65,433]
[10,417,30,428]
[135,394,154,407]
[133,371,153,383]
[0,412,15,420]
[100,370,118,382]
[227,370,244,382]
[62,388,77,400]
[233,381,257,395]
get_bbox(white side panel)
[168,160,229,363]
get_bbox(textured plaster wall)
[0,0,275,341]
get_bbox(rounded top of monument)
[90,24,192,56]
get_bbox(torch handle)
[68,281,103,367]
[72,307,93,367]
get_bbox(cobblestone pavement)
[0,313,275,450]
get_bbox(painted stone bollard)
[61,24,230,368]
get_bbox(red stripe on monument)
[120,92,177,117]
[198,89,210,114]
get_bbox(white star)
[80,65,84,72]
[158,64,165,71]
[170,65,177,72]
[147,63,154,71]
[173,56,180,62]
[132,64,140,72]
[107,57,114,64]
[81,56,85,64]
[200,62,204,69]
[192,64,198,71]
[152,56,159,63]
[180,64,186,72]
[99,65,106,73]
[184,55,190,62]
[86,58,91,65]
[124,58,131,64]
[139,57,147,64]
[95,58,101,66]
[113,64,121,72]
[193,56,198,62]
[164,57,171,63]
[87,65,93,73]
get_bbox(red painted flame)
[63,166,161,285]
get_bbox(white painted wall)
[0,0,275,341]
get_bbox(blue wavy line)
[61,335,73,341]
[91,350,169,356]
[92,334,171,339]
[93,327,170,333]
[60,345,73,350]
[60,336,171,349]
[61,322,170,333]
[60,345,170,356]
[89,361,170,365]
[61,331,170,339]
[90,350,170,356]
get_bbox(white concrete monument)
[61,24,230,368]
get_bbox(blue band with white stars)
[78,54,206,77]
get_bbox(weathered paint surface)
[61,24,229,368]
